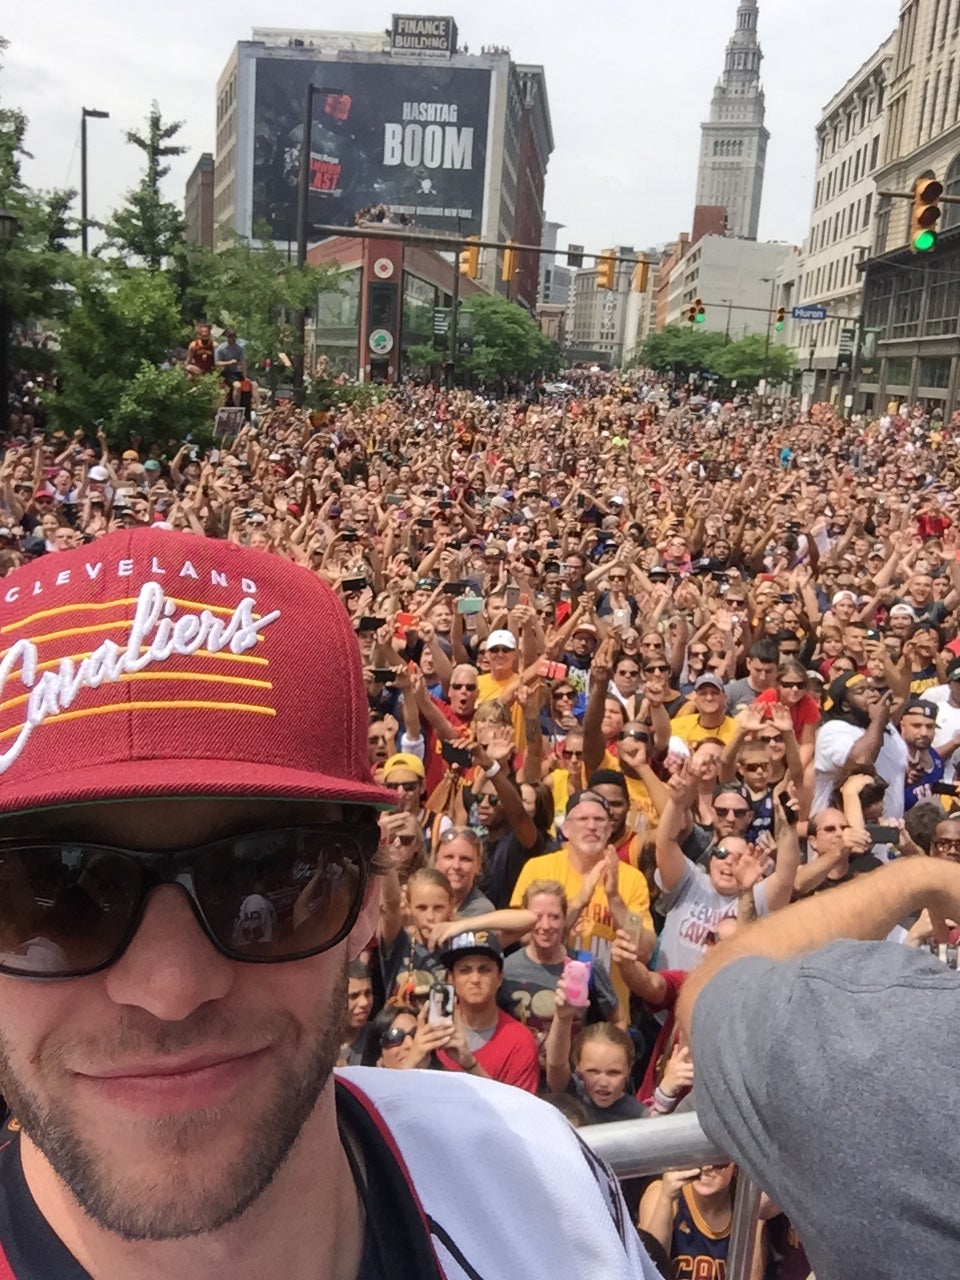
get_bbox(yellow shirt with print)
[670,713,738,747]
[477,671,527,751]
[510,848,653,1017]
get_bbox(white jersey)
[336,1067,658,1279]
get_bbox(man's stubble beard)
[0,956,348,1242]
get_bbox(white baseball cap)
[485,630,517,650]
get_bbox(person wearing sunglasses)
[476,629,529,752]
[655,769,801,972]
[753,657,821,770]
[670,674,738,749]
[0,529,654,1280]
[359,1005,420,1070]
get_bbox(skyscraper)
[694,0,769,240]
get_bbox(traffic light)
[910,177,943,253]
[632,261,649,293]
[501,242,517,283]
[597,250,616,290]
[775,306,786,331]
[687,298,706,324]
[459,237,480,278]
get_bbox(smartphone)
[394,612,420,639]
[385,493,404,506]
[371,668,396,684]
[931,782,959,796]
[865,823,900,843]
[505,585,521,610]
[341,576,368,594]
[623,910,644,949]
[778,593,795,603]
[441,741,473,769]
[415,517,433,529]
[438,500,453,510]
[443,581,468,596]
[457,597,484,615]
[341,529,359,542]
[357,616,385,633]
[427,982,455,1025]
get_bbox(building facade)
[665,235,795,338]
[858,0,960,416]
[568,247,636,366]
[694,0,769,240]
[538,220,572,307]
[184,152,215,248]
[213,23,551,310]
[783,35,895,402]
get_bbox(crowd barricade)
[581,1111,763,1280]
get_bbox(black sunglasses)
[381,1024,417,1048]
[713,806,751,818]
[619,729,649,743]
[713,846,738,860]
[0,823,376,979]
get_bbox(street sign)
[433,307,450,335]
[792,305,827,321]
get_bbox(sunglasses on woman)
[385,779,421,792]
[381,1025,417,1048]
[0,822,378,979]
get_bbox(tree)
[638,325,728,376]
[193,226,342,377]
[406,294,559,384]
[712,334,797,386]
[52,260,217,449]
[101,103,186,270]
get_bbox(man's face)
[485,642,516,679]
[746,657,777,690]
[569,631,596,657]
[591,784,628,838]
[346,978,373,1030]
[900,709,936,750]
[562,800,612,858]
[888,611,914,639]
[613,660,641,695]
[694,683,725,718]
[434,838,479,898]
[708,836,749,895]
[712,790,752,838]
[383,768,421,815]
[811,809,849,859]
[931,821,960,862]
[451,955,501,1011]
[908,573,933,604]
[448,667,479,717]
[0,797,377,1242]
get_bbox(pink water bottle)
[563,956,591,1008]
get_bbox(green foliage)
[639,325,728,375]
[100,103,186,270]
[712,334,798,386]
[51,262,186,441]
[111,362,221,452]
[459,295,559,382]
[184,227,341,372]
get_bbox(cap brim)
[0,758,394,817]
[438,945,503,970]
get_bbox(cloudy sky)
[3,1,896,255]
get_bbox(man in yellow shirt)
[476,629,527,752]
[511,790,655,1020]
[671,673,738,747]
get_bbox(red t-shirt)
[437,1009,540,1093]
[636,969,686,1102]
[423,698,473,795]
[754,688,821,737]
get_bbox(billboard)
[390,15,458,57]
[252,58,491,241]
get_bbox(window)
[874,193,892,255]
[943,152,960,230]
[870,135,880,170]
[930,71,942,137]
[863,193,873,228]
[918,80,930,146]
[931,0,941,54]
[944,62,955,132]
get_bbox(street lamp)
[81,108,110,256]
[760,275,777,396]
[293,85,345,403]
[0,208,22,441]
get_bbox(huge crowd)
[5,367,960,1278]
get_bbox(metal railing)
[581,1111,761,1280]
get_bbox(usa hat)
[0,528,393,815]
[438,928,504,971]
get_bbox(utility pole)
[80,107,109,256]
[448,248,462,390]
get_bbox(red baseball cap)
[0,528,392,815]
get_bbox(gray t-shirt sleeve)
[691,940,960,1279]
